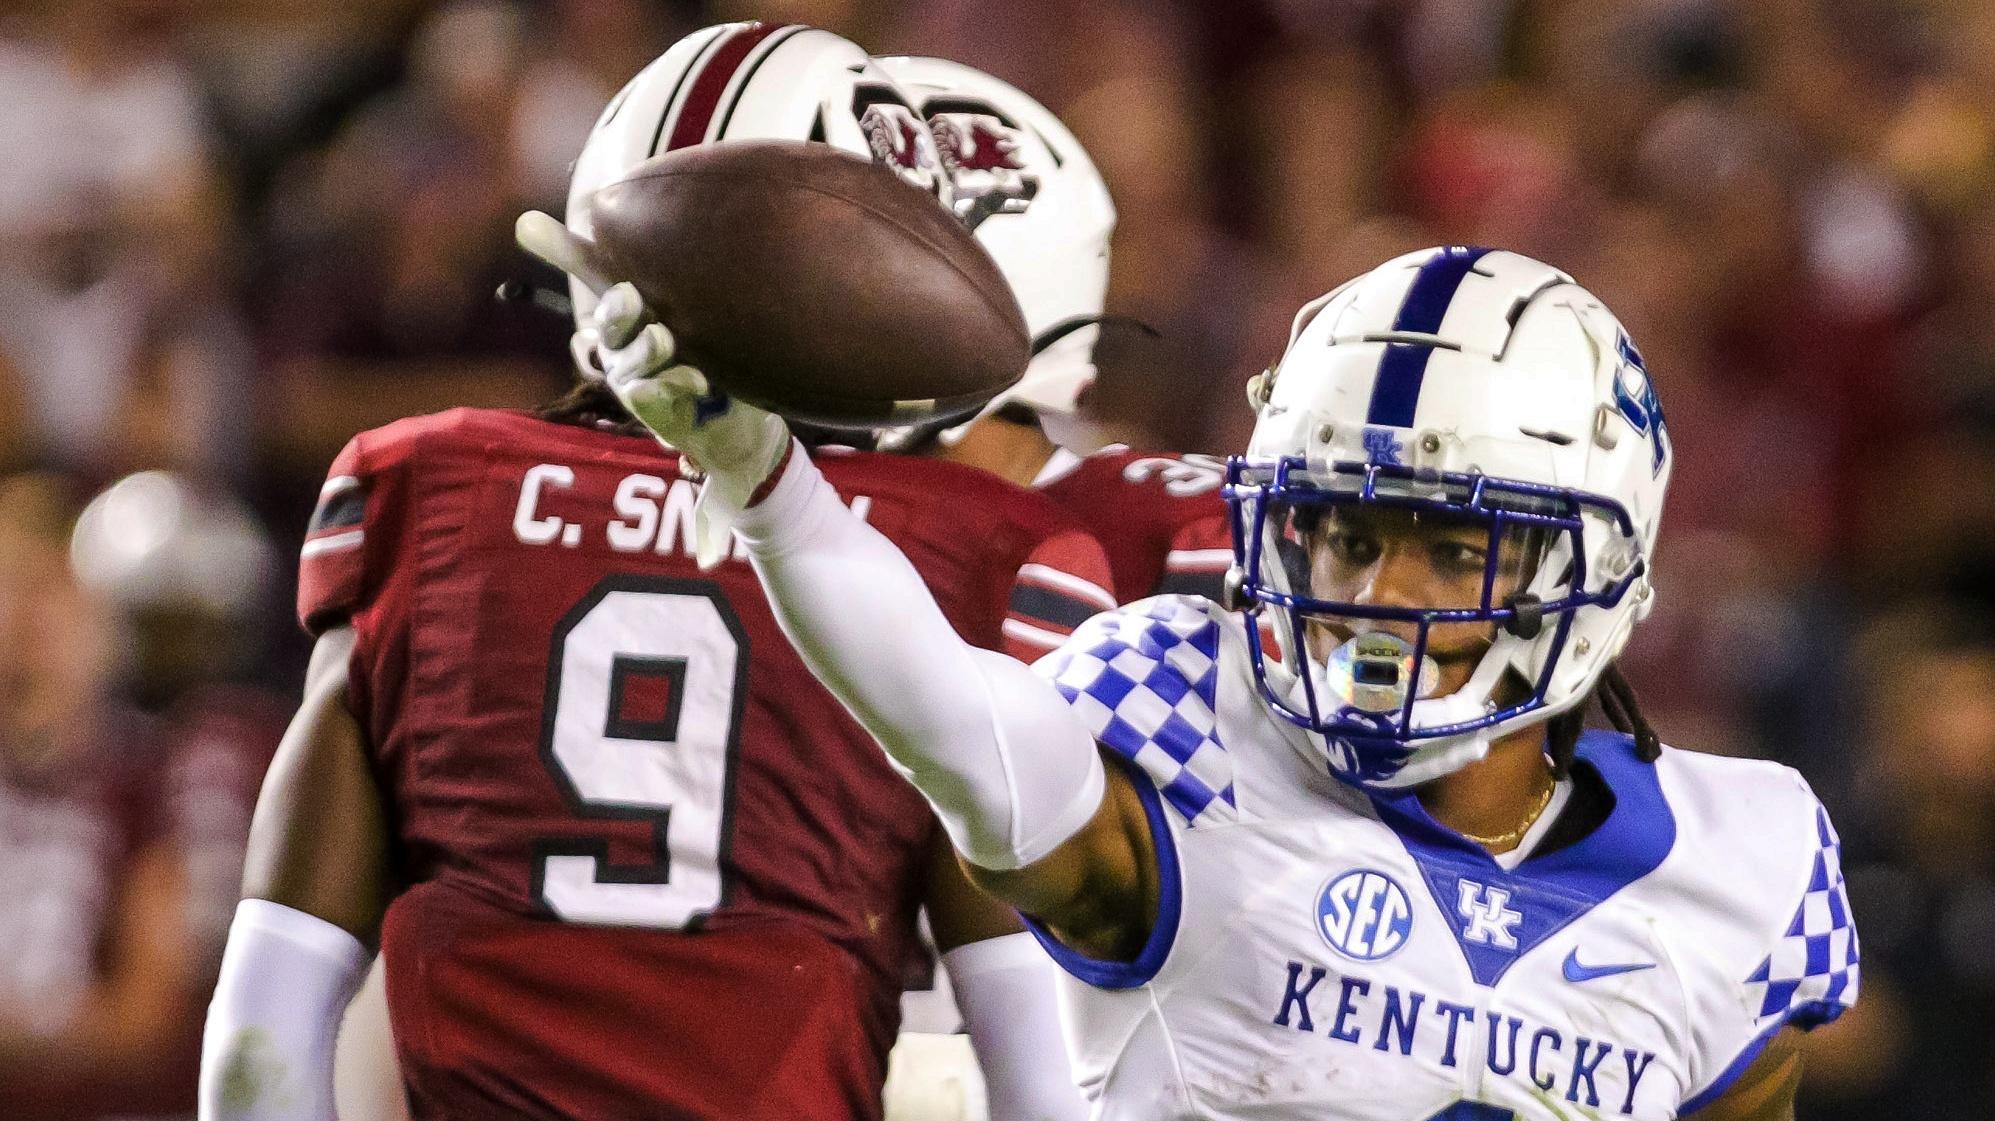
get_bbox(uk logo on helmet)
[1316,869,1414,961]
[1612,331,1668,476]
[1362,427,1405,466]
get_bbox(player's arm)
[562,281,1161,959]
[237,626,388,935]
[199,625,385,1121]
[1684,1030,1803,1121]
[1682,776,1852,1121]
[741,444,1157,956]
[920,840,1089,1121]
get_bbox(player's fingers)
[593,282,653,349]
[650,362,711,399]
[569,328,607,382]
[514,211,613,295]
[601,323,682,387]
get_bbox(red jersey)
[296,408,1112,1121]
[161,686,285,960]
[1036,446,1232,604]
[0,712,205,1121]
[0,724,155,1035]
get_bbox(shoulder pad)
[1035,596,1236,824]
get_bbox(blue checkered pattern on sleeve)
[1034,596,1237,826]
[1743,805,1860,1027]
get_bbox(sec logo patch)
[1316,869,1413,961]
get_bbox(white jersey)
[1029,597,1859,1120]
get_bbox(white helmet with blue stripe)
[1227,246,1672,788]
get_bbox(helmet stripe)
[1365,246,1492,427]
[645,26,731,158]
[662,22,784,153]
[713,25,809,140]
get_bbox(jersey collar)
[1031,446,1085,488]
[1366,731,1678,987]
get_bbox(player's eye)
[1428,540,1487,575]
[1325,531,1381,567]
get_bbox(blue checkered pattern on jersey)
[1743,806,1860,1027]
[1036,596,1237,825]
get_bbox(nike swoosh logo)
[1562,948,1656,983]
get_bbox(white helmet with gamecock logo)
[563,23,947,357]
[876,56,1116,421]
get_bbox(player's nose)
[1346,543,1433,621]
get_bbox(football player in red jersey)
[69,473,287,974]
[876,57,1232,607]
[198,26,1104,1121]
[0,475,214,1120]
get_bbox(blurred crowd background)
[1,0,1991,1117]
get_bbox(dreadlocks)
[537,380,651,437]
[538,380,864,451]
[1546,664,1661,777]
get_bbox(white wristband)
[200,900,370,1121]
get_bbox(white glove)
[589,283,792,567]
[515,212,791,568]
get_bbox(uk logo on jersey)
[1456,880,1523,949]
[1316,869,1413,961]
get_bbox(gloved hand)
[587,282,793,568]
[514,210,791,568]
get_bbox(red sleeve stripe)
[1016,563,1116,610]
[1001,617,1070,651]
[301,530,364,558]
[1165,548,1233,571]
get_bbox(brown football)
[581,140,1028,427]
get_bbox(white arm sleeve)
[736,446,1105,870]
[947,934,1090,1121]
[199,899,371,1121]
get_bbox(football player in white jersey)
[553,245,1858,1120]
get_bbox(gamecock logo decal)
[928,104,1040,229]
[854,85,946,199]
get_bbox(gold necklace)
[1458,775,1557,852]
